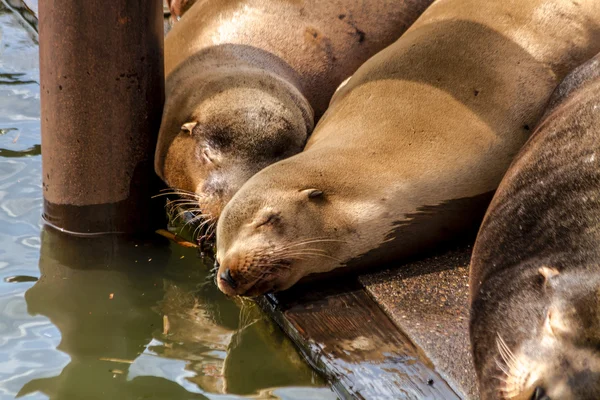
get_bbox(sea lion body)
[155,0,434,223]
[215,0,600,296]
[469,53,600,399]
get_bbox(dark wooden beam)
[258,280,461,400]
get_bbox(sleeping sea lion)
[470,52,600,400]
[155,0,434,230]
[215,0,600,296]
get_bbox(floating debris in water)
[109,293,114,300]
[155,228,198,248]
[99,357,134,364]
[163,315,170,335]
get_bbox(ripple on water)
[0,2,338,399]
[0,160,27,183]
[1,197,42,218]
[0,294,68,399]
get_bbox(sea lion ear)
[181,121,198,134]
[538,266,559,285]
[303,189,324,199]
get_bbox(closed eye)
[256,214,279,228]
[202,147,215,164]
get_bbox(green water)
[0,2,336,399]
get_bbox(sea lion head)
[155,67,313,228]
[494,267,600,400]
[215,157,352,296]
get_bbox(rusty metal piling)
[39,0,165,235]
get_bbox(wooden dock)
[160,223,479,399]
[257,245,478,400]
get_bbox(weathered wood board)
[258,280,462,400]
[361,246,478,399]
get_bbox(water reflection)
[0,145,40,157]
[0,128,17,135]
[0,72,37,86]
[19,228,194,399]
[17,227,326,399]
[0,1,335,398]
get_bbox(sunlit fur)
[470,49,600,400]
[217,0,600,298]
[156,0,437,226]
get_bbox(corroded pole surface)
[39,0,165,235]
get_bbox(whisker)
[275,247,330,253]
[276,238,347,251]
[153,191,201,200]
[183,215,206,231]
[174,208,201,221]
[275,249,330,256]
[201,220,217,239]
[193,220,210,238]
[497,334,518,369]
[273,248,343,262]
[158,187,201,196]
[278,251,342,262]
[495,358,512,377]
[166,200,203,207]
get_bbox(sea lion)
[469,53,600,400]
[215,0,600,296]
[154,0,434,229]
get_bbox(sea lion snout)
[215,247,289,297]
[215,181,349,297]
[531,387,549,400]
[215,253,241,296]
[496,341,600,400]
[219,268,237,290]
[485,270,600,400]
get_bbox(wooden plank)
[361,246,478,399]
[257,280,461,400]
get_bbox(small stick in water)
[163,315,170,335]
[99,357,134,364]
[155,229,198,248]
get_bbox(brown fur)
[470,52,600,400]
[215,0,600,296]
[155,0,434,224]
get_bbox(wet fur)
[470,51,600,399]
[217,0,600,296]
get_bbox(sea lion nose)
[532,387,549,400]
[220,268,237,289]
